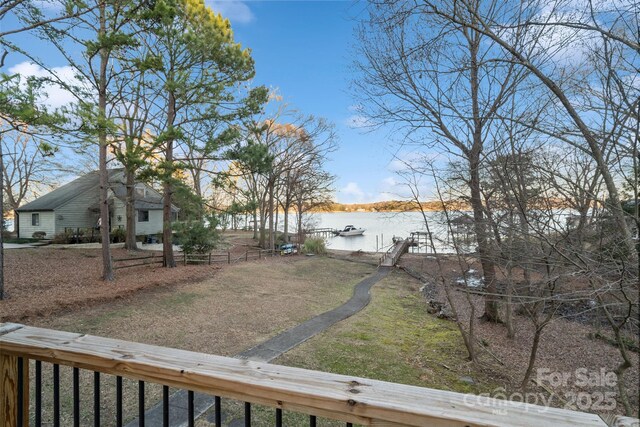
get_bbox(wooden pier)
[305,227,339,237]
[380,238,410,267]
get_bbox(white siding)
[54,188,100,233]
[112,199,126,231]
[18,211,55,239]
[135,209,164,235]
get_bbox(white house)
[15,169,178,239]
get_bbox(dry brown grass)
[19,255,374,426]
[34,256,374,355]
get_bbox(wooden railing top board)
[0,323,608,427]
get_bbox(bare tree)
[1,126,62,213]
[421,0,638,267]
[355,0,533,321]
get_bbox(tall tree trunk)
[505,267,515,339]
[521,324,544,388]
[252,205,258,239]
[470,157,499,321]
[163,90,176,268]
[274,204,279,244]
[468,29,498,322]
[98,3,113,281]
[124,168,137,250]
[0,135,5,299]
[597,293,634,415]
[259,200,266,248]
[283,202,289,243]
[268,181,275,251]
[192,166,203,221]
[297,205,304,247]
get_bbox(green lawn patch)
[277,269,497,395]
[4,237,40,244]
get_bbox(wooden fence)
[1,323,634,427]
[113,249,275,270]
[113,253,163,270]
[184,249,273,265]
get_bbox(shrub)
[32,231,47,239]
[302,237,326,255]
[110,228,126,243]
[174,216,219,254]
[51,231,74,244]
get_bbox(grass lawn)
[276,269,498,395]
[19,256,501,426]
[29,256,375,426]
[3,237,40,244]
[195,268,500,426]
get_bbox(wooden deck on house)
[0,323,637,427]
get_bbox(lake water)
[307,211,471,254]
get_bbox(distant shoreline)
[311,200,469,213]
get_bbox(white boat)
[338,225,365,236]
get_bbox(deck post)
[1,352,28,426]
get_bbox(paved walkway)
[126,266,391,427]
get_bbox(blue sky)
[5,1,412,204]
[222,0,403,204]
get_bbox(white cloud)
[345,115,372,129]
[382,176,397,187]
[206,0,255,24]
[338,182,370,204]
[8,62,80,109]
[30,0,65,12]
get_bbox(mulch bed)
[0,247,225,323]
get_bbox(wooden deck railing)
[0,323,633,427]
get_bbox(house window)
[138,210,149,222]
[32,213,40,226]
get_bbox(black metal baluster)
[116,376,123,427]
[214,396,221,427]
[309,415,317,427]
[73,367,80,427]
[53,364,60,427]
[244,402,251,427]
[163,385,169,427]
[187,391,194,427]
[35,360,42,427]
[17,357,23,427]
[94,372,100,427]
[275,408,282,427]
[139,380,145,426]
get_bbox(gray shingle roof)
[16,169,178,212]
[16,169,123,211]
